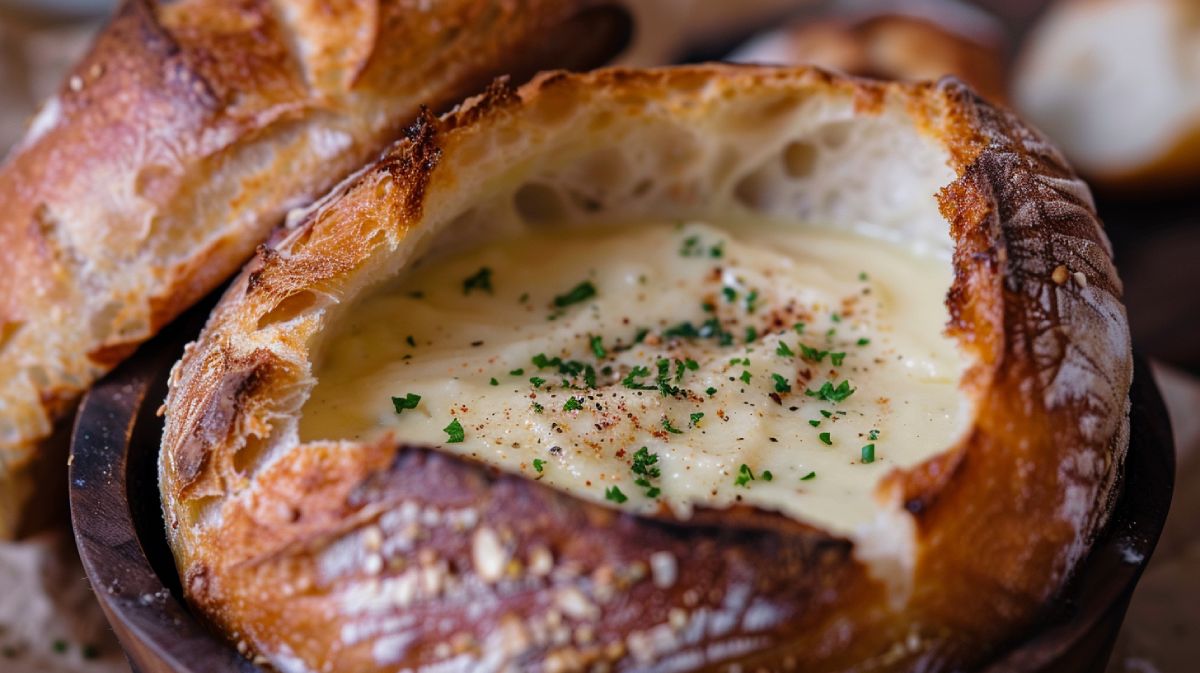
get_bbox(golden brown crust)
[0,0,631,536]
[160,65,1131,671]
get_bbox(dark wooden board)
[68,293,1174,673]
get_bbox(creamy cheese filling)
[301,220,970,535]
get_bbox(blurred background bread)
[1014,0,1200,194]
[729,3,1009,104]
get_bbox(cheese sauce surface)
[301,220,970,535]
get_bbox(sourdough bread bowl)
[159,65,1132,672]
[0,0,632,537]
[1014,0,1200,195]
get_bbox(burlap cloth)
[0,11,1195,673]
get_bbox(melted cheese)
[301,220,970,535]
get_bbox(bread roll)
[1014,0,1200,194]
[0,0,631,537]
[160,65,1131,672]
[730,11,1009,104]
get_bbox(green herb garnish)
[564,396,583,411]
[689,412,704,427]
[553,281,597,307]
[801,471,817,480]
[605,485,628,503]
[861,444,876,464]
[806,380,856,403]
[705,386,718,397]
[590,335,607,359]
[529,376,546,388]
[776,341,795,357]
[830,352,846,366]
[463,267,493,294]
[391,393,421,414]
[771,373,792,393]
[818,432,832,445]
[443,418,465,443]
[739,370,752,384]
[734,464,755,487]
[533,458,545,472]
[661,416,683,434]
[622,365,656,390]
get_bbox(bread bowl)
[0,0,632,537]
[1014,0,1200,194]
[730,11,1009,105]
[159,65,1132,671]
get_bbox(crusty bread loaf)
[0,0,632,537]
[159,65,1131,672]
[1014,0,1200,194]
[730,11,1009,105]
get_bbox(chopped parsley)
[529,376,546,388]
[771,373,792,393]
[799,343,829,362]
[745,289,760,314]
[589,334,607,359]
[462,267,493,294]
[859,271,869,281]
[631,447,662,498]
[722,286,738,302]
[391,393,421,414]
[509,368,525,376]
[489,377,498,386]
[656,358,680,396]
[443,418,465,443]
[705,386,718,396]
[553,281,596,308]
[744,326,758,343]
[857,337,871,346]
[689,412,704,427]
[808,419,821,427]
[793,322,806,334]
[830,352,846,366]
[533,458,545,473]
[801,471,817,480]
[734,464,756,487]
[680,235,702,256]
[831,313,842,323]
[869,429,880,440]
[762,470,774,481]
[739,370,752,384]
[818,432,832,446]
[806,380,856,403]
[861,443,876,464]
[820,410,833,418]
[531,402,544,413]
[622,365,655,390]
[661,416,683,434]
[563,396,583,411]
[776,341,795,357]
[605,485,628,503]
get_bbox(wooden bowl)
[68,299,1175,673]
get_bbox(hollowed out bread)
[159,66,1132,672]
[0,0,631,537]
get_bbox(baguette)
[0,0,631,537]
